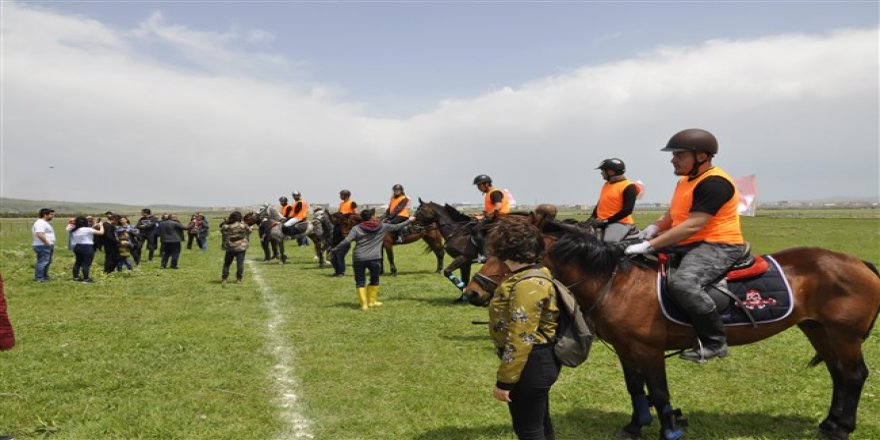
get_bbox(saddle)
[657,245,794,327]
[282,222,309,237]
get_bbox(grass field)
[1,210,878,439]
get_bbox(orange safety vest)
[483,187,510,216]
[292,200,309,220]
[280,204,294,218]
[669,167,744,245]
[596,179,640,225]
[388,195,410,218]
[338,200,356,215]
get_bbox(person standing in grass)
[159,214,191,269]
[135,208,160,263]
[31,208,56,282]
[488,217,561,440]
[0,274,14,351]
[330,208,413,310]
[69,216,105,282]
[220,211,253,285]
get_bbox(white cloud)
[2,2,877,209]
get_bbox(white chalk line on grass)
[248,260,313,440]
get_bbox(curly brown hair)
[487,217,544,263]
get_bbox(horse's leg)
[443,256,472,303]
[635,348,684,440]
[616,358,653,439]
[311,235,324,268]
[799,322,868,440]
[424,232,444,274]
[278,240,287,264]
[385,240,397,277]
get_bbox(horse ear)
[418,197,424,204]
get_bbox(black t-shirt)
[690,176,735,215]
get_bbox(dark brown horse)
[414,200,483,302]
[465,222,880,440]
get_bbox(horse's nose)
[464,289,488,306]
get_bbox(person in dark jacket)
[330,208,413,310]
[159,214,191,269]
[101,212,120,274]
[135,209,160,263]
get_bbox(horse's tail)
[810,260,880,368]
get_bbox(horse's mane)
[442,204,473,223]
[547,221,623,274]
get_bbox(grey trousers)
[602,223,638,242]
[666,242,747,316]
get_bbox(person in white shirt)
[67,216,105,282]
[32,208,56,282]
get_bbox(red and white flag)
[735,175,758,217]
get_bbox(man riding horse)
[384,184,410,243]
[471,174,510,263]
[624,128,747,363]
[281,191,309,236]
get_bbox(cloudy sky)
[1,1,877,208]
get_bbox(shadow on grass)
[413,408,819,440]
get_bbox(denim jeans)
[73,244,96,280]
[33,244,54,280]
[352,259,382,288]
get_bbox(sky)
[1,1,878,208]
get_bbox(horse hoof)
[660,428,684,440]
[815,426,848,440]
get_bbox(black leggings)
[507,345,561,440]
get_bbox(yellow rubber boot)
[356,287,369,310]
[367,285,382,307]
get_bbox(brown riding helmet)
[662,129,718,156]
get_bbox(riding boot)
[680,308,728,363]
[367,285,382,307]
[356,287,369,311]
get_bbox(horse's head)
[313,207,326,222]
[331,212,362,235]
[415,198,440,225]
[243,211,258,226]
[464,256,512,306]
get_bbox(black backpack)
[514,270,594,367]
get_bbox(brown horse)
[465,222,880,440]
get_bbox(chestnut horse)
[330,210,446,276]
[465,223,880,440]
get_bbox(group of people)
[30,208,212,283]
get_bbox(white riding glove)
[639,224,660,240]
[624,240,655,255]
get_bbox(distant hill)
[0,197,252,217]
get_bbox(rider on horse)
[590,158,641,242]
[282,191,309,235]
[472,174,510,262]
[624,128,747,363]
[384,184,410,243]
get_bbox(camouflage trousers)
[665,242,747,316]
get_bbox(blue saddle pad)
[657,255,794,327]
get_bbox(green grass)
[1,211,878,439]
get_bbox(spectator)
[198,214,209,252]
[186,214,203,250]
[159,214,191,269]
[220,211,253,285]
[32,208,56,282]
[135,208,160,263]
[68,216,105,282]
[100,212,120,274]
[330,208,413,310]
[115,216,137,272]
[1,274,15,350]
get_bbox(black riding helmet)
[392,184,404,192]
[473,174,492,185]
[279,196,288,203]
[662,128,718,176]
[340,189,351,198]
[596,158,626,174]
